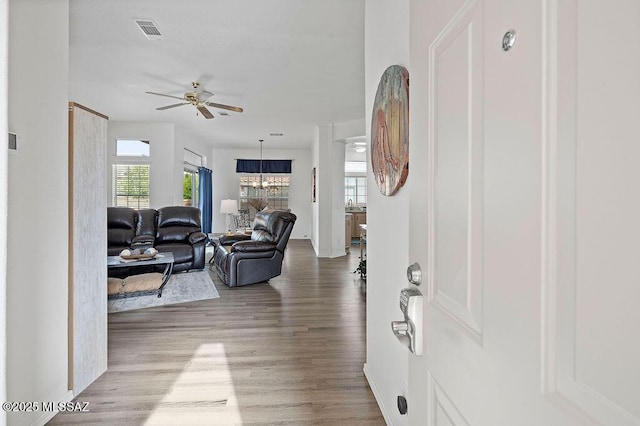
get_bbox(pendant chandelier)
[248,139,269,211]
[251,139,269,190]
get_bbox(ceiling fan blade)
[146,91,185,101]
[156,103,189,110]
[199,90,214,100]
[197,105,214,119]
[205,101,244,113]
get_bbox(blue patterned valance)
[236,159,292,174]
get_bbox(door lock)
[406,263,422,285]
[391,287,423,355]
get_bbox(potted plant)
[353,257,366,280]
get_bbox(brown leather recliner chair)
[154,206,207,272]
[213,209,297,287]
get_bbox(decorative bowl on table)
[119,247,158,260]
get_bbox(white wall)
[209,147,311,240]
[0,0,8,423]
[364,0,411,424]
[333,118,365,141]
[312,125,334,256]
[311,128,320,250]
[107,121,177,208]
[107,122,213,211]
[331,140,346,255]
[312,121,365,258]
[345,149,366,163]
[7,1,72,425]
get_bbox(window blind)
[112,164,150,208]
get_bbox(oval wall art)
[371,65,409,196]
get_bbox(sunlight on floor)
[144,343,243,425]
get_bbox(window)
[116,139,149,156]
[183,169,199,207]
[345,176,367,206]
[112,164,150,208]
[113,139,151,208]
[183,148,203,207]
[239,175,290,217]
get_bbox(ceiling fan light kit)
[146,81,243,119]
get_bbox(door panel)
[547,1,640,424]
[428,375,471,426]
[430,0,484,339]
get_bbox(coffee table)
[107,252,174,299]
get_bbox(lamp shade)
[220,199,238,214]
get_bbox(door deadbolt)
[407,263,422,285]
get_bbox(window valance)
[236,159,292,174]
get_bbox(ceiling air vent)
[134,19,163,40]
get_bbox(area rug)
[108,271,220,313]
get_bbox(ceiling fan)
[146,82,243,119]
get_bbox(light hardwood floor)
[49,240,384,425]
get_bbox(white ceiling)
[69,0,365,150]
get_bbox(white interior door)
[406,0,640,425]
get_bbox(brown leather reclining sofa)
[107,206,207,275]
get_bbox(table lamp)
[220,199,238,234]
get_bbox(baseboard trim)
[30,390,73,426]
[364,362,395,425]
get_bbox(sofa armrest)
[219,233,251,245]
[231,240,277,253]
[189,231,207,245]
